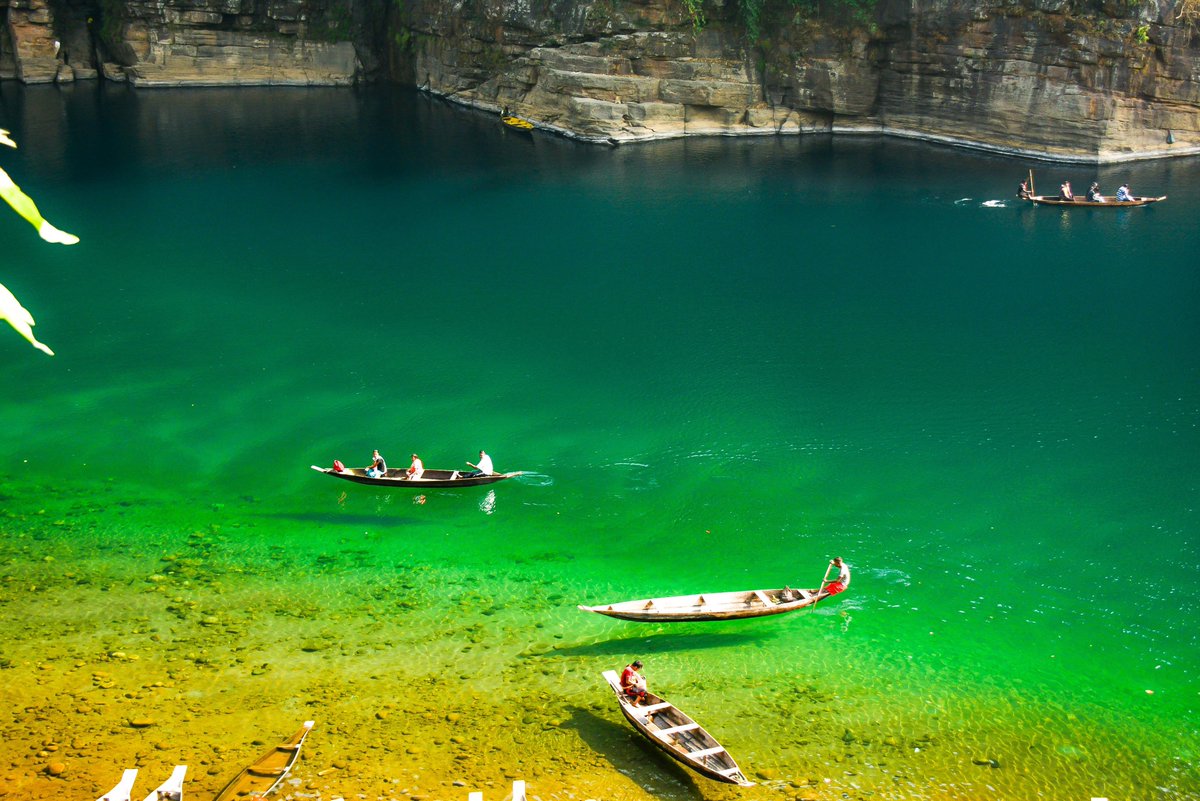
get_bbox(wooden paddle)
[809,561,834,613]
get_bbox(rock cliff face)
[1,0,362,86]
[1,0,1198,161]
[400,0,1200,161]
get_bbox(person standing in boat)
[405,453,424,480]
[822,557,851,598]
[1059,181,1073,200]
[1116,183,1133,202]
[1087,182,1105,202]
[366,449,387,478]
[465,449,494,477]
[620,660,648,706]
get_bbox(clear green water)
[0,84,1197,800]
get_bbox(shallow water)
[0,83,1197,801]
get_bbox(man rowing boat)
[822,557,851,597]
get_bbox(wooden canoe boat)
[1026,194,1165,207]
[579,586,824,622]
[141,766,186,801]
[97,769,139,801]
[501,115,534,133]
[213,721,314,801]
[310,465,523,488]
[601,670,753,787]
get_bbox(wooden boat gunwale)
[213,720,314,801]
[601,670,753,787]
[579,586,822,622]
[310,465,523,488]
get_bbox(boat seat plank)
[689,746,726,758]
[638,702,673,713]
[753,590,773,606]
[247,767,287,777]
[656,722,701,736]
[716,767,745,777]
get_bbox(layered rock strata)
[2,0,360,86]
[402,0,1200,161]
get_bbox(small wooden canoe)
[601,670,752,787]
[1026,194,1166,207]
[213,721,314,801]
[310,465,523,488]
[579,586,824,622]
[501,115,534,132]
[97,769,139,801]
[141,765,186,801]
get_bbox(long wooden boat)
[97,769,139,801]
[1026,194,1165,207]
[601,670,753,787]
[213,721,314,801]
[310,465,523,488]
[580,586,824,622]
[141,766,186,801]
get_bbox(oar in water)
[809,561,835,613]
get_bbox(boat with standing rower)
[1018,169,1165,207]
[310,463,523,488]
[579,585,828,622]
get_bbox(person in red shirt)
[620,660,647,706]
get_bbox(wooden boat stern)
[141,765,187,801]
[97,769,139,801]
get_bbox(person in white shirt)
[405,453,424,480]
[822,557,851,597]
[466,449,495,477]
[1116,184,1133,202]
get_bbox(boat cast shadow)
[256,512,423,528]
[560,707,711,799]
[544,628,780,659]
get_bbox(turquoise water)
[0,84,1197,800]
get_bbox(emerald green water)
[1,84,1197,800]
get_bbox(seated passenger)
[366,449,387,478]
[1059,181,1073,200]
[620,660,647,706]
[1087,182,1105,203]
[465,449,494,477]
[1116,183,1133,202]
[405,453,424,480]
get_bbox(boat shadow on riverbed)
[561,706,711,798]
[537,628,782,660]
[256,512,424,528]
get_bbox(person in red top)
[620,660,647,706]
[822,557,851,597]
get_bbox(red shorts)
[824,581,846,596]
